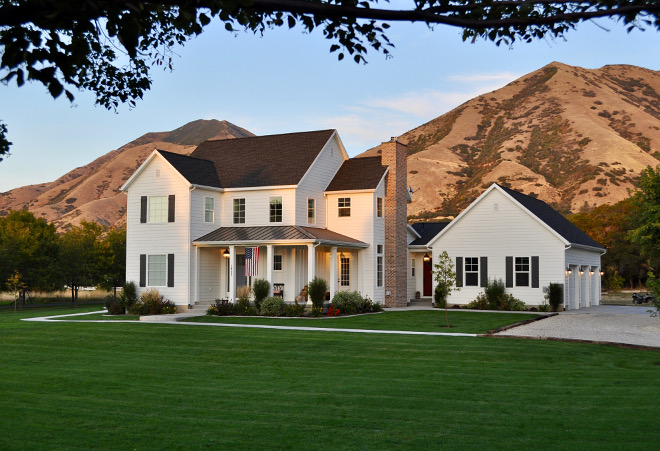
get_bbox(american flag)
[245,247,259,276]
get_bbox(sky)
[3,12,660,192]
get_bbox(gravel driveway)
[495,305,660,348]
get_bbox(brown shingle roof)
[188,129,336,188]
[325,157,387,192]
[158,150,221,187]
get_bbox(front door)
[423,258,433,297]
[236,255,247,288]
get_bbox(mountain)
[0,119,253,230]
[359,62,660,218]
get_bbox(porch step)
[408,298,433,308]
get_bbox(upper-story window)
[149,196,168,223]
[377,197,383,217]
[204,197,214,223]
[270,196,282,223]
[338,198,351,217]
[307,198,316,225]
[233,198,245,224]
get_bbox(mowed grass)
[185,310,540,334]
[1,307,659,450]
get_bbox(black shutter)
[168,195,175,223]
[505,256,513,288]
[531,256,540,288]
[167,254,175,287]
[456,257,463,287]
[140,196,147,223]
[139,254,146,287]
[480,257,488,287]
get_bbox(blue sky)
[2,15,660,192]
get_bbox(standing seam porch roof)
[193,225,368,247]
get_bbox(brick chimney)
[381,137,408,308]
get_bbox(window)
[338,198,351,217]
[307,198,315,224]
[233,198,245,224]
[274,254,282,271]
[465,257,479,286]
[377,197,383,217]
[204,197,214,223]
[270,196,282,223]
[148,255,166,286]
[515,257,530,286]
[340,256,350,286]
[411,258,415,277]
[148,196,168,223]
[376,245,383,287]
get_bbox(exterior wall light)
[579,268,585,276]
[423,253,431,262]
[566,267,572,276]
[223,248,230,258]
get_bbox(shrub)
[120,281,138,311]
[129,289,176,315]
[537,301,550,313]
[283,301,305,317]
[252,279,270,312]
[237,285,252,305]
[207,299,235,316]
[371,301,383,312]
[260,297,285,316]
[465,293,489,310]
[309,306,323,317]
[331,291,360,315]
[308,277,328,309]
[500,294,526,311]
[484,279,506,310]
[545,282,564,312]
[327,306,340,316]
[434,284,447,308]
[105,295,124,315]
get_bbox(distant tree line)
[569,165,660,290]
[0,210,125,306]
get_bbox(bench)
[273,283,284,298]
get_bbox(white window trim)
[270,196,283,223]
[377,197,383,218]
[274,254,283,271]
[307,198,316,225]
[515,256,530,287]
[204,197,214,224]
[147,254,167,287]
[148,196,168,223]
[233,198,245,224]
[411,258,415,277]
[338,197,351,217]
[465,257,479,287]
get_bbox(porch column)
[357,249,363,295]
[307,244,316,285]
[266,245,274,296]
[330,247,337,301]
[229,245,236,303]
[194,246,200,305]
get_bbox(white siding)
[199,247,221,301]
[125,156,191,306]
[565,247,602,309]
[220,188,296,227]
[296,135,346,227]
[431,189,566,306]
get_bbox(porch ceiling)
[193,225,368,248]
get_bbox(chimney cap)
[390,136,398,142]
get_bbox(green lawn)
[1,307,658,449]
[185,310,540,334]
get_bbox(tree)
[0,210,60,305]
[433,250,460,327]
[3,1,660,160]
[629,165,660,273]
[96,225,127,300]
[58,221,105,306]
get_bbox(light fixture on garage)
[599,270,604,276]
[423,253,431,262]
[589,267,595,276]
[579,268,585,276]
[565,267,572,276]
[223,248,230,258]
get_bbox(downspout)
[188,186,196,309]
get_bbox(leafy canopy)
[2,0,660,160]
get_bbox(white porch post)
[307,244,316,285]
[330,247,337,301]
[266,245,274,296]
[357,249,363,295]
[194,246,200,306]
[229,245,236,303]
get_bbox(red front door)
[423,258,433,297]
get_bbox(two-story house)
[121,130,410,311]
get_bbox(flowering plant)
[327,306,340,317]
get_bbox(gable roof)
[325,157,387,192]
[157,150,221,187]
[409,222,450,246]
[427,184,604,250]
[189,129,337,188]
[496,184,603,249]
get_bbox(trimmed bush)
[434,284,447,308]
[308,277,328,309]
[283,301,305,317]
[105,295,124,315]
[331,291,374,315]
[260,297,285,317]
[484,279,506,310]
[546,282,563,312]
[120,281,138,311]
[207,299,235,316]
[129,289,176,315]
[465,293,489,310]
[252,279,270,312]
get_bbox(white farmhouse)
[121,130,410,311]
[417,184,605,309]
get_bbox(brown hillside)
[0,119,253,230]
[360,62,660,218]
